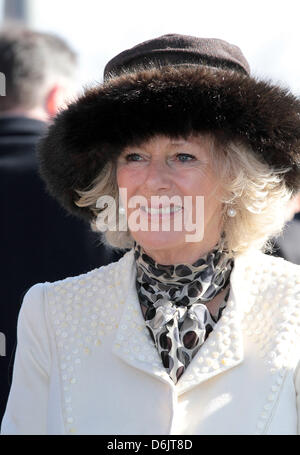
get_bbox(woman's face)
[116,134,224,264]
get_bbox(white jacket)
[1,249,300,435]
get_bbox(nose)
[143,159,172,191]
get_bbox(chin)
[131,231,187,254]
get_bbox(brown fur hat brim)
[37,66,300,221]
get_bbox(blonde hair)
[75,134,292,256]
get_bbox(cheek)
[175,172,212,198]
[117,167,135,192]
[180,173,222,213]
[117,167,145,206]
[201,182,224,223]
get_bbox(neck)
[141,236,222,266]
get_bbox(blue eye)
[123,152,195,163]
[125,153,142,162]
[177,153,195,162]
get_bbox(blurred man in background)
[272,192,300,265]
[0,25,122,423]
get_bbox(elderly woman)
[1,34,300,435]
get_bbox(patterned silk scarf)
[134,238,234,384]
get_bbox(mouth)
[140,205,183,216]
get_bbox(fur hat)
[37,34,300,222]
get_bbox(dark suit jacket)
[0,116,123,423]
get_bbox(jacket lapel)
[112,250,251,395]
[112,251,174,387]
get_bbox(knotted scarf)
[134,238,233,383]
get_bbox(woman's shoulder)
[237,249,300,278]
[234,249,300,304]
[20,249,135,320]
[45,248,134,292]
[261,251,300,275]
[256,252,300,297]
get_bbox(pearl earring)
[227,206,237,217]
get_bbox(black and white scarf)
[134,238,233,384]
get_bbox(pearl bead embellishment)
[42,248,300,435]
[46,252,133,434]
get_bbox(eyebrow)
[122,139,188,152]
[170,140,187,145]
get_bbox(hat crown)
[104,33,250,80]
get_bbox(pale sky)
[1,0,300,95]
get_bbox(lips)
[141,205,183,215]
[139,203,184,221]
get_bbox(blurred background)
[0,0,300,95]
